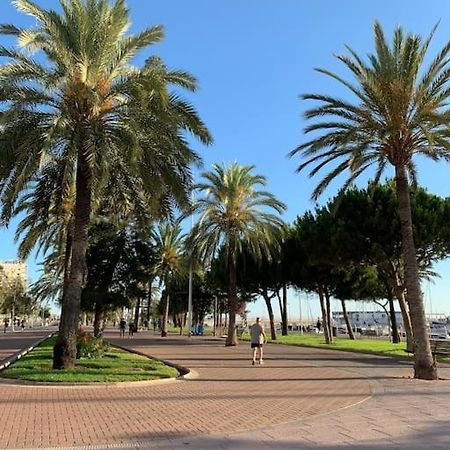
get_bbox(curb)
[0,330,57,372]
[111,342,199,381]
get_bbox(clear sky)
[1,0,450,321]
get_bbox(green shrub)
[76,330,109,359]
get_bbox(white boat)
[429,321,450,340]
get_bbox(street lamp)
[11,285,16,332]
[187,191,195,338]
[298,291,303,335]
[187,263,193,337]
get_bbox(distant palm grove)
[1,1,450,381]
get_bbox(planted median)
[0,334,179,383]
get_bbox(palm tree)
[188,163,286,346]
[0,0,211,369]
[289,22,450,380]
[152,222,186,337]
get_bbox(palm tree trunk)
[262,289,276,340]
[146,279,153,324]
[226,251,238,346]
[63,230,73,298]
[318,286,331,344]
[340,299,355,340]
[395,165,436,379]
[161,290,170,337]
[53,152,91,369]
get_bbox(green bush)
[76,330,109,359]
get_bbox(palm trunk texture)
[226,252,238,346]
[161,291,169,337]
[395,165,436,380]
[53,152,91,369]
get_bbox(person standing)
[119,317,126,337]
[250,317,266,365]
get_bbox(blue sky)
[1,0,450,321]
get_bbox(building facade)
[0,260,28,290]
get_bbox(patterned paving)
[0,332,372,449]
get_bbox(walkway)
[0,328,54,367]
[0,330,449,449]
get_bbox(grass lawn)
[241,332,409,358]
[0,336,179,383]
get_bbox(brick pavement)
[1,331,450,449]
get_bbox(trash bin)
[332,326,337,337]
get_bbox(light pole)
[187,263,193,337]
[11,286,16,332]
[298,291,303,335]
[187,193,195,338]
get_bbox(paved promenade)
[0,328,54,366]
[0,330,449,449]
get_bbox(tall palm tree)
[0,0,211,369]
[290,22,450,380]
[188,163,286,346]
[152,222,186,337]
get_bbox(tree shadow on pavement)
[109,419,450,450]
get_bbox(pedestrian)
[250,317,266,365]
[128,321,135,337]
[119,317,126,337]
[3,318,8,334]
[21,319,26,331]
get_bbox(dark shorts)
[251,343,263,348]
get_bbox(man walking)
[250,317,266,365]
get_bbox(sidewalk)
[0,330,449,449]
[0,329,54,367]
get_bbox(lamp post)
[187,263,193,337]
[11,287,16,332]
[187,191,195,338]
[298,291,303,335]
